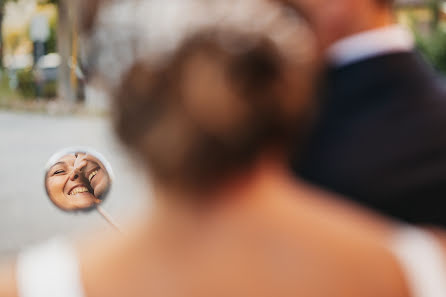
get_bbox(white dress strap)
[390,226,446,297]
[16,238,85,297]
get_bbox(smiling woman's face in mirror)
[45,150,112,211]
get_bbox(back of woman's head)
[113,28,316,192]
[90,1,319,193]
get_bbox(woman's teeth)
[88,170,98,182]
[70,186,89,195]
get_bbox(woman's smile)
[86,166,102,192]
[80,157,109,199]
[67,184,93,197]
[88,168,99,183]
[64,178,96,202]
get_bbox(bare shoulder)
[259,180,409,297]
[0,259,18,297]
[75,217,157,297]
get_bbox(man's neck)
[325,24,413,67]
[320,10,395,52]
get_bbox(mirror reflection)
[44,148,112,211]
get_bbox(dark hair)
[113,29,315,192]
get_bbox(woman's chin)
[67,192,98,209]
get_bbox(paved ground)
[0,110,150,256]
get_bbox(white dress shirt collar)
[326,24,415,68]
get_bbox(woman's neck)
[150,155,295,231]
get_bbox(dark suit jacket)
[294,51,446,226]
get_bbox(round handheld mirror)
[44,147,120,231]
[45,147,112,211]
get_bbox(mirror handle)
[96,205,122,232]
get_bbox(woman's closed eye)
[49,160,72,176]
[52,169,66,175]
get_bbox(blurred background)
[1,0,446,256]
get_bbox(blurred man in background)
[282,0,446,226]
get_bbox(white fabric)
[326,25,414,67]
[390,226,446,297]
[16,238,85,297]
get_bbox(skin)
[45,154,101,211]
[275,0,395,52]
[77,157,412,297]
[0,261,16,297]
[74,153,110,199]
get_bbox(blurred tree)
[57,0,76,102]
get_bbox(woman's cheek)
[48,177,66,196]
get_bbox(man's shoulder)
[330,51,433,84]
[327,51,446,107]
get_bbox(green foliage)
[42,80,56,97]
[45,14,57,53]
[415,27,446,74]
[410,0,446,75]
[0,70,21,106]
[16,67,36,98]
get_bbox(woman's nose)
[70,157,88,181]
[69,169,80,181]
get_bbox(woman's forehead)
[57,154,76,165]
